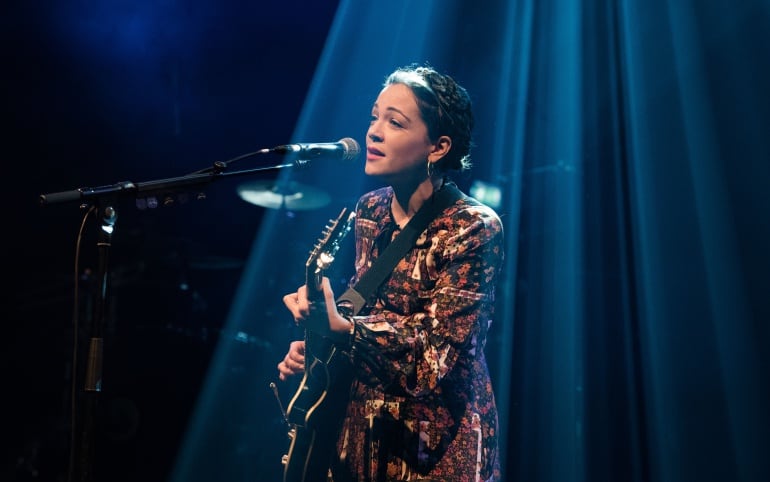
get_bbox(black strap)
[337,182,464,315]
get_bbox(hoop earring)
[427,160,434,178]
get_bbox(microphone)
[267,137,361,162]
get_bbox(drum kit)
[30,179,334,351]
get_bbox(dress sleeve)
[350,207,504,397]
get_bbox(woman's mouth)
[366,146,385,160]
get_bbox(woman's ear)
[428,135,452,162]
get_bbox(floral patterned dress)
[331,183,503,482]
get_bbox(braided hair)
[384,64,474,172]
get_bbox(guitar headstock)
[305,207,355,294]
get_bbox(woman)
[278,64,503,482]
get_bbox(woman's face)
[365,83,435,183]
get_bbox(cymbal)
[236,180,330,210]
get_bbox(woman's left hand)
[282,277,352,338]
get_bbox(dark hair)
[384,64,474,172]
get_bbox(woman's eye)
[389,119,403,128]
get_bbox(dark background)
[3,1,341,480]
[5,2,770,482]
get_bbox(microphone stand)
[68,201,115,482]
[41,157,311,482]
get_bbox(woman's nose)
[368,130,383,142]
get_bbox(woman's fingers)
[277,340,306,380]
[283,286,312,321]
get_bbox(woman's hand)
[277,340,305,381]
[282,277,352,338]
[278,277,353,381]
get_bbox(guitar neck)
[305,270,324,302]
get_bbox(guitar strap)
[336,181,464,315]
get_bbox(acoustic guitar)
[281,207,356,482]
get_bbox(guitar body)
[283,334,353,482]
[282,208,356,482]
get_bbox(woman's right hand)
[277,340,305,381]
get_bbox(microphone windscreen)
[338,137,361,161]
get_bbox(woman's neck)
[390,176,442,228]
